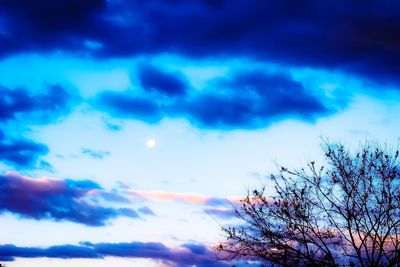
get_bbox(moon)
[146,139,156,148]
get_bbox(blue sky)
[1,1,400,266]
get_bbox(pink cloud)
[0,172,139,226]
[124,190,241,207]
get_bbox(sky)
[0,0,400,266]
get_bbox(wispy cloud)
[81,148,110,159]
[204,208,236,220]
[125,190,239,207]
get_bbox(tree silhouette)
[216,142,400,266]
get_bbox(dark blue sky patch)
[138,64,187,96]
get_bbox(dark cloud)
[0,173,139,226]
[0,138,48,167]
[0,85,73,123]
[1,0,400,84]
[98,70,328,129]
[138,64,187,96]
[98,91,162,123]
[0,244,99,261]
[0,0,106,56]
[0,85,75,168]
[81,148,110,159]
[0,241,230,266]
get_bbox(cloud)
[204,208,236,220]
[0,137,49,168]
[125,190,239,207]
[101,117,123,131]
[138,64,187,96]
[0,173,240,224]
[0,241,237,266]
[124,189,261,220]
[98,91,162,123]
[0,244,99,261]
[0,0,106,56]
[0,85,76,168]
[0,85,73,123]
[81,148,110,159]
[0,0,105,31]
[98,70,328,129]
[1,0,399,84]
[138,206,156,216]
[0,172,139,226]
[184,71,327,128]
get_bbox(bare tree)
[216,142,400,267]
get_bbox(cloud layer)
[0,172,139,226]
[0,172,241,226]
[0,241,231,266]
[4,0,392,133]
[98,69,328,129]
[1,0,399,84]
